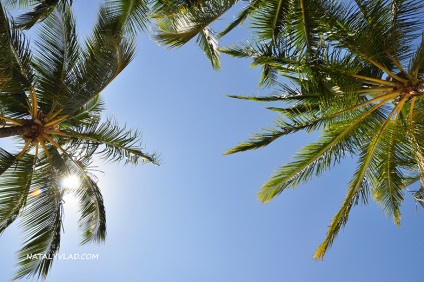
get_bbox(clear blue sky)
[1,1,424,281]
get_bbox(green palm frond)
[0,150,35,234]
[0,2,34,118]
[370,120,407,226]
[14,153,63,280]
[63,4,136,115]
[314,97,407,259]
[322,0,423,80]
[407,98,424,188]
[33,4,80,111]
[105,0,150,34]
[225,82,320,102]
[0,4,33,93]
[64,94,104,127]
[217,0,266,38]
[409,33,424,77]
[14,0,60,30]
[249,0,290,41]
[152,0,238,70]
[49,147,106,245]
[2,0,36,8]
[245,0,326,56]
[77,175,106,244]
[221,39,305,86]
[258,101,390,203]
[286,0,324,52]
[0,147,18,176]
[196,27,220,69]
[48,118,158,165]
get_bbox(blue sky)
[1,1,424,281]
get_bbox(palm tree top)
[219,0,424,260]
[0,1,157,280]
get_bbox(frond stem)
[0,115,22,125]
[351,74,396,86]
[16,139,31,161]
[386,52,415,82]
[356,52,408,84]
[38,137,52,165]
[44,115,68,128]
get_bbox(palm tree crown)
[221,0,424,259]
[150,0,424,259]
[0,1,155,280]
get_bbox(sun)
[61,175,80,189]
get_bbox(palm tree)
[0,1,156,280]
[221,0,424,259]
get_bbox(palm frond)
[48,118,158,165]
[2,0,37,8]
[218,0,266,38]
[152,0,238,69]
[196,27,220,70]
[33,4,80,112]
[13,153,63,280]
[64,94,105,127]
[258,100,390,203]
[0,150,36,234]
[105,0,149,34]
[64,4,136,115]
[409,33,424,77]
[49,146,107,245]
[0,3,33,93]
[370,120,407,226]
[249,0,289,41]
[14,0,60,30]
[313,95,407,260]
[323,0,423,80]
[77,174,106,244]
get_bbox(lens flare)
[61,175,80,189]
[29,187,47,197]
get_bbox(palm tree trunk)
[0,125,32,138]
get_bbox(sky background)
[1,1,424,281]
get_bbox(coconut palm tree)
[0,1,156,280]
[221,0,424,259]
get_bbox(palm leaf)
[0,150,36,234]
[14,0,60,30]
[152,0,238,70]
[48,118,158,165]
[77,175,106,244]
[105,0,149,34]
[258,99,390,203]
[370,120,407,226]
[64,4,136,115]
[313,95,408,260]
[0,3,33,93]
[33,4,80,112]
[218,0,266,38]
[13,153,63,280]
